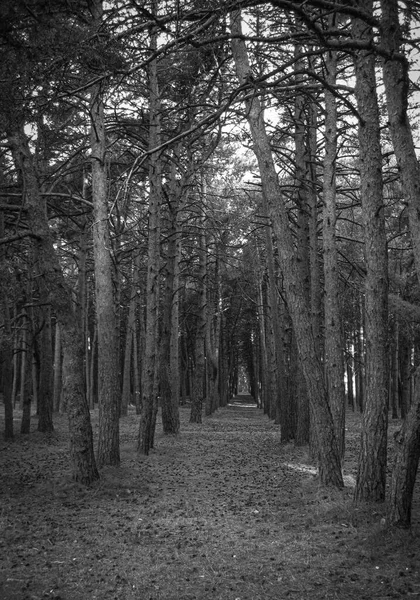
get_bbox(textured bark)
[231,10,343,488]
[37,306,54,432]
[1,295,14,440]
[90,0,120,466]
[160,198,181,434]
[53,322,62,412]
[160,162,183,434]
[0,213,14,439]
[380,0,420,525]
[138,17,162,452]
[190,225,207,424]
[352,0,389,503]
[121,282,136,417]
[8,125,98,484]
[322,41,346,458]
[387,368,420,528]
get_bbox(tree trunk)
[380,0,420,525]
[387,367,420,528]
[53,321,62,412]
[322,38,346,458]
[352,0,389,503]
[160,165,182,434]
[121,282,136,417]
[138,15,162,453]
[21,349,32,434]
[231,9,343,488]
[0,212,14,440]
[37,306,54,432]
[190,225,207,424]
[8,124,98,484]
[89,0,120,467]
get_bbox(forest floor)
[1,397,420,600]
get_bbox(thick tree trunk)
[322,40,346,458]
[1,296,14,440]
[352,0,389,503]
[89,0,120,467]
[8,125,98,484]
[380,0,420,525]
[387,368,420,528]
[0,213,14,440]
[160,167,182,434]
[231,10,343,487]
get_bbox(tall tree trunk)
[160,163,183,434]
[0,212,14,440]
[352,0,389,503]
[381,0,420,526]
[138,15,162,453]
[8,124,99,484]
[190,223,207,424]
[53,321,62,413]
[89,0,120,467]
[231,9,343,488]
[322,37,346,458]
[121,262,138,417]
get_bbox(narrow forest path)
[1,399,420,600]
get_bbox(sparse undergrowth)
[1,399,419,600]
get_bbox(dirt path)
[1,398,420,599]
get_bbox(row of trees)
[1,0,420,526]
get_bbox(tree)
[352,0,389,503]
[380,0,420,527]
[138,11,162,454]
[322,19,346,458]
[230,8,343,488]
[89,0,120,467]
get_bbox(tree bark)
[231,9,343,488]
[380,0,420,525]
[352,0,389,503]
[53,321,62,412]
[8,124,99,484]
[138,15,162,453]
[89,0,120,467]
[190,223,207,424]
[0,212,14,439]
[322,38,346,458]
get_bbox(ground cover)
[1,397,420,600]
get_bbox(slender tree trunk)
[190,224,207,424]
[138,15,162,453]
[121,281,136,417]
[37,306,54,432]
[322,39,346,458]
[53,321,62,412]
[352,1,389,503]
[19,312,28,411]
[231,9,343,487]
[21,350,32,434]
